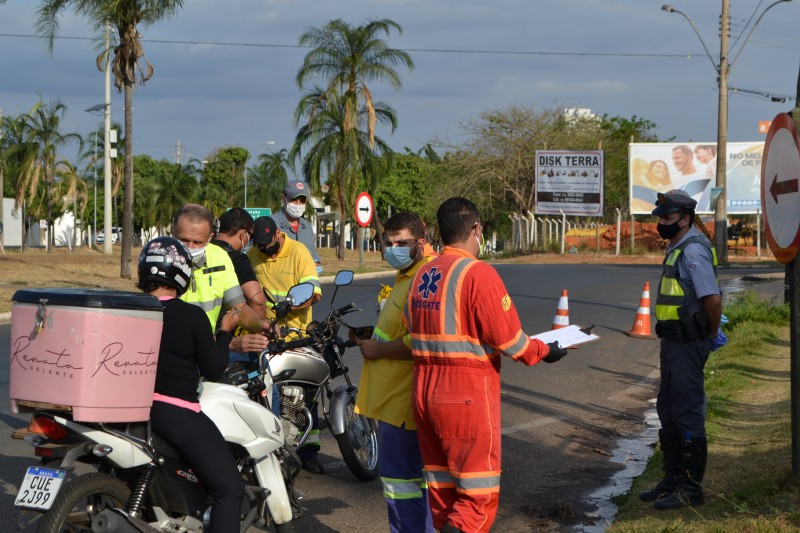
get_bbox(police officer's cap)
[651,189,697,216]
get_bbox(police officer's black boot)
[639,430,683,502]
[654,437,707,510]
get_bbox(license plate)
[15,466,67,511]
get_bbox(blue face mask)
[385,245,415,270]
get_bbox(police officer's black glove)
[544,342,568,363]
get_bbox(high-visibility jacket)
[656,234,718,323]
[181,242,245,329]
[404,247,549,369]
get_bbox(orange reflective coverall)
[404,247,551,533]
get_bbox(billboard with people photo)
[629,142,763,215]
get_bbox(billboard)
[535,150,604,216]
[629,142,763,215]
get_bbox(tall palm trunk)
[120,83,134,278]
[336,187,346,260]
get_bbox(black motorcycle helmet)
[137,236,193,296]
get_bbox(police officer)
[640,189,725,510]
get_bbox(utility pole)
[103,23,112,255]
[714,0,730,264]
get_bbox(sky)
[1,0,798,170]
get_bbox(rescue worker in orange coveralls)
[404,197,569,533]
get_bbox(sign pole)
[763,107,800,474]
[790,257,799,475]
[791,74,800,475]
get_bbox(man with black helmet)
[640,189,725,510]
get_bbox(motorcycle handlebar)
[281,337,317,351]
[336,302,357,315]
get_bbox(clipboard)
[530,324,600,348]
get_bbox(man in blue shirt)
[271,180,322,275]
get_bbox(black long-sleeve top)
[153,298,233,402]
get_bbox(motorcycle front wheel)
[334,390,379,481]
[36,472,131,533]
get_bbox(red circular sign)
[355,192,374,227]
[761,113,800,264]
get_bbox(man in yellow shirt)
[247,216,324,473]
[352,212,437,533]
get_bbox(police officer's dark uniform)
[639,189,723,510]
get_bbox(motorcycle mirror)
[330,270,354,304]
[334,270,354,286]
[286,283,314,307]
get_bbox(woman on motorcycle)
[137,237,245,532]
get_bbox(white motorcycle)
[13,284,318,533]
[262,270,379,481]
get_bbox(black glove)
[544,342,567,363]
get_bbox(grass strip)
[611,291,798,532]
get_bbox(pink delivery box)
[9,288,164,423]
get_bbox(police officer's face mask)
[657,217,684,240]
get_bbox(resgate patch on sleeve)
[501,294,511,311]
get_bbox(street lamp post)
[662,0,792,264]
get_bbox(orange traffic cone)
[625,282,657,339]
[551,289,569,330]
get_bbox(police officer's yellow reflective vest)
[655,235,718,323]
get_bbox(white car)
[96,227,121,245]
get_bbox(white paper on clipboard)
[530,325,600,348]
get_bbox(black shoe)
[639,475,682,502]
[301,456,325,475]
[653,484,704,510]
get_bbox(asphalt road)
[0,264,785,532]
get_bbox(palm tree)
[54,160,89,249]
[292,88,396,259]
[294,19,411,259]
[11,100,82,251]
[296,18,413,149]
[248,148,290,211]
[138,160,197,237]
[36,0,185,277]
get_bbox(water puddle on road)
[720,275,784,305]
[572,408,660,532]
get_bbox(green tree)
[134,155,197,236]
[201,146,247,216]
[294,18,412,259]
[598,114,661,220]
[37,0,186,277]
